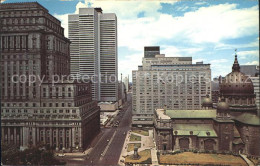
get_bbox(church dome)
[217,98,229,112]
[202,94,213,108]
[219,55,254,96]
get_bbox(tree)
[1,141,66,165]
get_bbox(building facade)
[211,77,220,106]
[0,2,100,151]
[123,76,129,92]
[154,54,260,157]
[68,8,118,102]
[132,47,211,127]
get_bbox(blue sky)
[3,0,259,80]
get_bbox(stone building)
[0,2,100,151]
[154,54,260,157]
[132,47,211,127]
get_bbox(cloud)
[210,59,229,64]
[52,1,259,79]
[176,6,189,11]
[160,45,204,57]
[119,52,143,81]
[54,2,259,49]
[195,1,208,6]
[209,59,230,77]
[214,38,259,50]
[245,61,259,65]
[238,50,259,59]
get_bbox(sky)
[3,0,259,80]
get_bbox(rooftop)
[173,124,217,137]
[234,113,260,126]
[165,109,216,119]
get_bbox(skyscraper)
[132,47,211,127]
[68,8,118,102]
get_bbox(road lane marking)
[100,129,117,160]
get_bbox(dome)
[217,99,229,112]
[219,55,254,96]
[202,95,213,108]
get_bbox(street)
[65,93,132,165]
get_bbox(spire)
[232,49,240,72]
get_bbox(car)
[57,154,65,157]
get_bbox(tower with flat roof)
[69,8,118,102]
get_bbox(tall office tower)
[144,46,160,58]
[0,2,100,151]
[240,65,260,111]
[68,8,118,102]
[132,47,211,127]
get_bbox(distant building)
[240,65,260,111]
[68,8,118,102]
[132,47,211,127]
[240,65,259,77]
[0,2,100,151]
[118,81,127,107]
[154,55,260,157]
[123,76,129,92]
[211,77,220,105]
